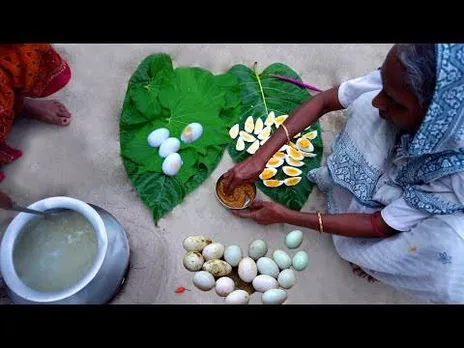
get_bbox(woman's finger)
[231,209,256,219]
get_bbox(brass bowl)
[215,173,256,210]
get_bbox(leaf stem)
[253,62,269,116]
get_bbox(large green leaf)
[120,54,241,223]
[227,63,323,211]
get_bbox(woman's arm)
[254,87,343,163]
[232,200,398,238]
[223,87,343,192]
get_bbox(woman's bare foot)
[350,263,377,283]
[23,99,71,127]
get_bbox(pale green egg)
[292,251,309,271]
[285,230,303,249]
[257,257,280,278]
[272,250,292,270]
[248,239,268,260]
[278,269,296,289]
[224,245,242,267]
[262,288,287,304]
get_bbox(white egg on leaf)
[159,137,181,158]
[147,128,170,148]
[161,153,183,176]
[181,122,203,143]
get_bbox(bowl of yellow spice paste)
[215,173,256,210]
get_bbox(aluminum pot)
[0,196,130,304]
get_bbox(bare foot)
[350,263,377,283]
[23,99,71,127]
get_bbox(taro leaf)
[120,54,241,223]
[227,63,323,211]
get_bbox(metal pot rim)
[0,196,108,303]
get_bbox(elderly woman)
[223,43,464,304]
[0,44,72,182]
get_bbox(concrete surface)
[0,44,421,304]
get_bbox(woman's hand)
[232,200,290,225]
[0,191,13,210]
[222,155,266,193]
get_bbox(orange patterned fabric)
[0,44,67,144]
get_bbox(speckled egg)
[183,251,204,272]
[183,235,212,252]
[202,259,232,277]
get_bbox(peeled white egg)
[262,289,288,304]
[224,245,242,267]
[252,275,279,292]
[192,271,215,291]
[181,123,203,143]
[238,257,258,283]
[162,153,183,176]
[225,290,250,304]
[147,128,169,148]
[159,137,181,158]
[215,277,235,297]
[202,243,225,261]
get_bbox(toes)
[61,117,71,126]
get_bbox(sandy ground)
[0,44,421,304]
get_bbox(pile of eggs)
[182,229,308,304]
[147,123,203,176]
[229,111,318,188]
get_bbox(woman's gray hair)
[396,44,437,110]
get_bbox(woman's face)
[372,46,426,134]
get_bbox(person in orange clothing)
[0,44,72,182]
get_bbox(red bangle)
[370,211,387,238]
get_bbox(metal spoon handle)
[10,203,49,216]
